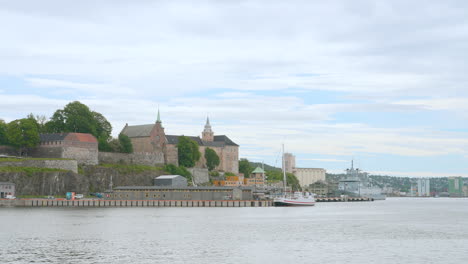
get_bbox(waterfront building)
[293,168,326,187]
[106,186,253,201]
[154,175,188,187]
[417,178,430,197]
[29,133,98,165]
[448,177,464,197]
[245,167,266,186]
[283,153,295,173]
[307,181,330,196]
[212,175,244,187]
[0,182,15,198]
[121,112,239,173]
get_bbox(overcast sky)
[1,0,468,177]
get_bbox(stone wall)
[29,145,98,165]
[188,168,210,185]
[98,152,164,166]
[130,137,154,153]
[165,144,179,166]
[62,146,98,165]
[0,159,78,173]
[0,165,166,196]
[0,171,85,196]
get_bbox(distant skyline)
[1,0,468,177]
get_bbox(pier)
[316,197,374,202]
[0,199,273,208]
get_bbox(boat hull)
[273,198,316,206]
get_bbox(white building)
[293,168,326,187]
[417,178,430,197]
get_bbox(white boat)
[274,191,316,206]
[273,144,316,207]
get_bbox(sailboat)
[273,145,316,206]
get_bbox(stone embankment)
[0,165,166,196]
[1,199,272,207]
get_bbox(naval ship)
[338,161,386,200]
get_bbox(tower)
[151,108,166,152]
[202,117,214,142]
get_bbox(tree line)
[0,101,132,155]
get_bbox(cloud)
[2,1,468,176]
[298,158,349,163]
[26,78,133,95]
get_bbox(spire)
[202,116,214,141]
[157,108,161,123]
[203,116,212,132]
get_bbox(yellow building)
[244,167,266,186]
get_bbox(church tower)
[202,117,214,142]
[151,108,166,152]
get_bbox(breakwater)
[0,199,272,207]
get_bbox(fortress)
[120,111,239,173]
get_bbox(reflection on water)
[1,198,467,264]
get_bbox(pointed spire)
[157,108,161,123]
[204,116,212,132]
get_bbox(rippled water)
[1,198,467,263]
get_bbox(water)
[1,198,467,264]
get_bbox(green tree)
[0,119,8,145]
[118,133,133,153]
[93,111,112,143]
[45,101,113,151]
[27,113,48,133]
[177,136,201,168]
[163,164,192,183]
[6,118,40,155]
[204,147,220,171]
[107,138,121,152]
[239,158,253,178]
[47,101,97,135]
[266,170,301,191]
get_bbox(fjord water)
[1,198,467,264]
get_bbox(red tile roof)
[64,133,98,143]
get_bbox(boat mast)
[282,143,287,194]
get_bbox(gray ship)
[338,161,386,200]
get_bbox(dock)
[0,199,273,208]
[316,197,374,202]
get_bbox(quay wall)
[0,199,272,208]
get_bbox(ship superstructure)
[338,161,386,200]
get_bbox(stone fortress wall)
[98,152,165,166]
[0,159,78,173]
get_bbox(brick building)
[121,111,239,173]
[29,133,98,165]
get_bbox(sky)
[1,0,468,177]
